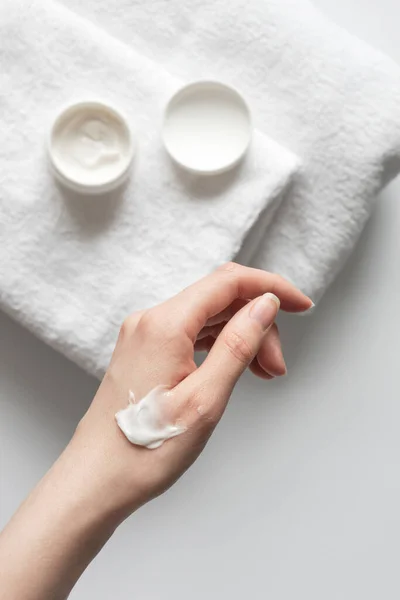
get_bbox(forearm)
[0,267,311,599]
[0,439,125,600]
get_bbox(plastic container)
[48,100,134,194]
[162,81,252,175]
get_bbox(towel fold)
[64,0,400,300]
[2,0,400,377]
[0,0,298,377]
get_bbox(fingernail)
[266,360,287,378]
[249,293,280,330]
[278,364,288,377]
[298,299,315,316]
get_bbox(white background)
[1,1,400,598]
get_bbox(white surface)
[163,81,251,174]
[1,2,400,600]
[50,101,134,194]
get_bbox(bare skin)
[0,263,312,600]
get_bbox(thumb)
[178,293,280,414]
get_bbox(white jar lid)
[48,101,134,194]
[162,81,252,175]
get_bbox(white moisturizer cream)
[49,101,134,194]
[115,387,187,450]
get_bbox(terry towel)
[0,0,298,377]
[64,0,400,300]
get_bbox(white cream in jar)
[49,101,134,194]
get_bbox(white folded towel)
[65,0,400,301]
[0,0,298,377]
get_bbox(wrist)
[42,442,121,533]
[65,419,146,523]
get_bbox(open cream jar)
[48,101,134,194]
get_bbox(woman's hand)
[0,264,312,600]
[73,263,312,517]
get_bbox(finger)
[197,321,285,377]
[249,358,275,380]
[196,322,225,341]
[256,323,287,377]
[177,292,280,416]
[194,335,216,352]
[162,263,312,340]
[205,298,248,327]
